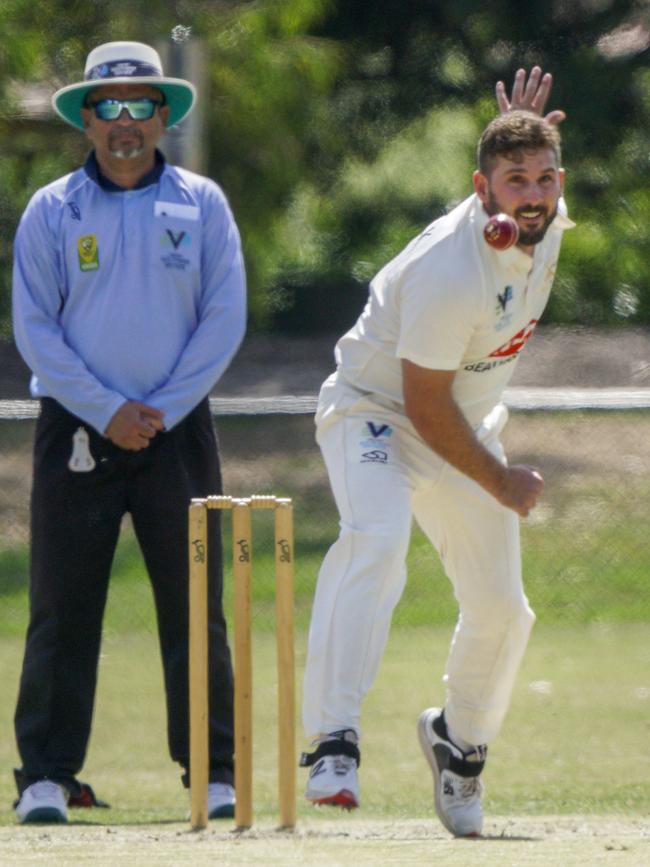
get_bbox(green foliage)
[264,105,478,331]
[199,0,342,327]
[1,1,650,331]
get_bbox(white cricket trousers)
[302,388,535,747]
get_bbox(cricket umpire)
[11,41,246,823]
[300,71,572,836]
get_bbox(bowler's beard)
[486,191,557,246]
[108,126,144,159]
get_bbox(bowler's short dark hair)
[478,111,561,175]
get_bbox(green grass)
[0,623,648,827]
[1,411,650,837]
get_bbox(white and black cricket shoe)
[300,729,360,809]
[15,780,69,824]
[207,782,235,819]
[417,707,486,837]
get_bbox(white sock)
[320,728,358,745]
[447,724,477,754]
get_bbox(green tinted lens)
[124,99,158,120]
[92,98,159,121]
[92,100,122,120]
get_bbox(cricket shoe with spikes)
[417,707,487,837]
[300,729,360,809]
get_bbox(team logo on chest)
[161,227,192,270]
[496,285,513,313]
[464,318,539,373]
[489,319,538,358]
[77,234,99,271]
[163,228,190,249]
[495,285,515,331]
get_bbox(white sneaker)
[417,707,486,837]
[301,729,360,809]
[208,782,235,819]
[15,780,68,824]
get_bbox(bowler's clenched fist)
[497,464,545,517]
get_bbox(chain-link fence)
[1,405,650,636]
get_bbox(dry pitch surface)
[0,816,648,866]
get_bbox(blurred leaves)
[1,0,650,332]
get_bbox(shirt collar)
[84,149,166,192]
[552,211,575,230]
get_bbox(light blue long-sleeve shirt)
[12,152,246,434]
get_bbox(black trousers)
[14,397,234,791]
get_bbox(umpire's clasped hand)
[105,400,165,451]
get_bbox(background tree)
[1,0,649,334]
[262,0,650,332]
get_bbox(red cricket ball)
[483,213,519,251]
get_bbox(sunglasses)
[86,97,164,121]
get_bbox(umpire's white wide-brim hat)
[52,41,196,130]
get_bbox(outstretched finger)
[510,67,526,106]
[495,79,510,113]
[522,65,543,106]
[529,71,552,114]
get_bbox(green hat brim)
[52,78,196,130]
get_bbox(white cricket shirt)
[334,193,573,427]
